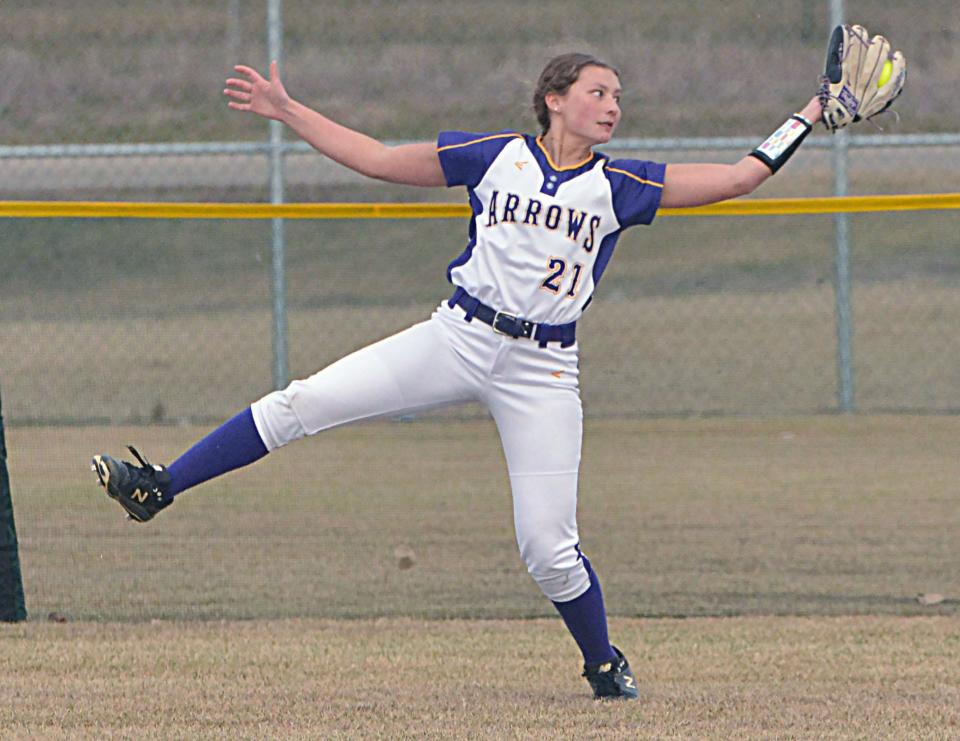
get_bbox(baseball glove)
[819,24,906,132]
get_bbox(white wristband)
[749,114,813,173]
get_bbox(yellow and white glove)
[819,24,906,132]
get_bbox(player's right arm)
[225,61,446,187]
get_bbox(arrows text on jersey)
[485,190,601,252]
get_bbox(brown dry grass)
[2,616,958,738]
[4,0,960,145]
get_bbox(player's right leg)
[250,310,485,448]
[93,309,487,520]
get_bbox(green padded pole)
[0,391,27,621]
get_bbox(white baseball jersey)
[437,130,666,325]
[252,129,667,607]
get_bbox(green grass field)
[10,416,959,621]
[3,209,960,423]
[4,416,959,737]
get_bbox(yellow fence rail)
[2,193,960,220]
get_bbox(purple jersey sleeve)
[604,159,667,228]
[436,130,524,189]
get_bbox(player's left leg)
[486,341,638,699]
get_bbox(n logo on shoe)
[130,488,149,504]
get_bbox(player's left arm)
[660,96,822,209]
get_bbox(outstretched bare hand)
[224,60,291,121]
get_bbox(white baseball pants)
[251,301,590,602]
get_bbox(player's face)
[554,66,622,144]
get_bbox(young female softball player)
[94,52,822,699]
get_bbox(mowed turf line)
[9,416,960,621]
[1,616,958,738]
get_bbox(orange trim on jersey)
[604,165,664,189]
[436,132,524,153]
[535,136,596,172]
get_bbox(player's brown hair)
[533,53,621,134]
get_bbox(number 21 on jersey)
[540,257,584,299]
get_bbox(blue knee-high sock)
[552,555,617,666]
[166,407,268,497]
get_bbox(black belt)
[448,287,577,348]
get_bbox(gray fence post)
[268,0,288,390]
[830,0,855,412]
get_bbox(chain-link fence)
[3,1,959,424]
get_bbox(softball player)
[93,53,822,699]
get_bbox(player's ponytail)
[533,53,620,135]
